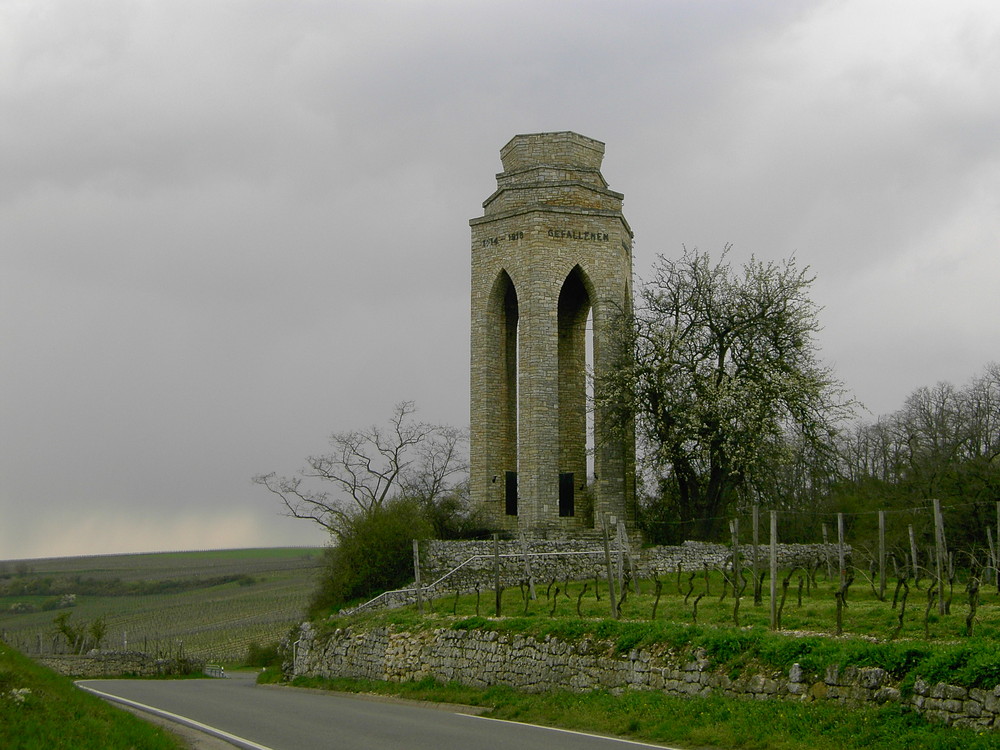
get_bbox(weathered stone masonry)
[291,624,1000,729]
[470,132,636,538]
[421,539,844,593]
[34,651,203,678]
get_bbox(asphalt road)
[78,672,675,750]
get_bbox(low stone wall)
[638,541,841,578]
[421,539,607,592]
[344,540,848,615]
[34,650,204,678]
[422,540,843,587]
[290,624,996,729]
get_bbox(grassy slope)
[7,550,1000,748]
[0,547,322,663]
[291,571,1000,749]
[0,642,184,750]
[329,567,1000,648]
[2,546,321,581]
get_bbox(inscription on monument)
[478,229,610,248]
[547,229,610,241]
[480,231,524,248]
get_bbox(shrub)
[960,644,1000,689]
[309,497,434,615]
[245,642,281,669]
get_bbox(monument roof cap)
[500,132,605,172]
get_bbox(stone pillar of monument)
[470,132,636,538]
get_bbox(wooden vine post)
[822,523,832,579]
[932,499,947,615]
[518,531,537,600]
[602,514,619,619]
[837,512,846,588]
[769,510,778,630]
[752,504,761,605]
[729,518,742,627]
[908,524,920,585]
[878,510,887,601]
[493,533,502,617]
[412,539,423,615]
[607,514,621,594]
[988,526,997,589]
[618,520,640,594]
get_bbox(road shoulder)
[256,681,490,716]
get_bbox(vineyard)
[0,548,321,663]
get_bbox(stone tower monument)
[470,132,636,537]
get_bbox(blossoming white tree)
[601,247,853,541]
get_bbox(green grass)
[1,546,320,582]
[284,674,1000,750]
[0,642,184,750]
[287,568,1000,748]
[0,548,322,664]
[329,568,1000,646]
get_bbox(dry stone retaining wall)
[290,623,996,729]
[34,651,204,678]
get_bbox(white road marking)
[76,682,275,750]
[461,712,686,749]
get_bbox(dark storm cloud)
[2,0,998,557]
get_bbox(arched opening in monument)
[557,265,594,520]
[490,269,519,517]
[585,306,594,482]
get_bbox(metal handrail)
[344,547,608,615]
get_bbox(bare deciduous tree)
[398,423,470,522]
[253,401,467,538]
[831,362,1000,554]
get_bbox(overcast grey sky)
[2,1,998,559]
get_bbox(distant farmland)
[0,548,322,663]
